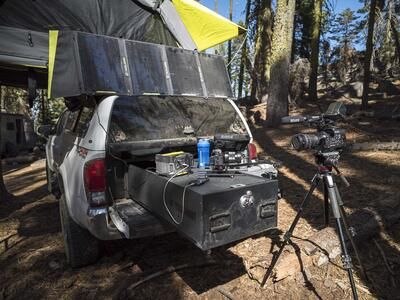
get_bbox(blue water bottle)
[197,139,210,168]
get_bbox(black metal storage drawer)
[128,165,278,250]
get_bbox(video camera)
[281,102,347,153]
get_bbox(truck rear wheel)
[59,194,100,268]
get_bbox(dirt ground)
[1,92,400,300]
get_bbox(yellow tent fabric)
[172,0,245,51]
[47,30,59,98]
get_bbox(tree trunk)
[308,0,323,101]
[391,17,400,62]
[362,0,377,110]
[252,0,272,102]
[0,86,10,200]
[266,0,296,127]
[237,0,252,98]
[291,13,297,64]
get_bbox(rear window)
[109,96,246,142]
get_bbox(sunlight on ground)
[4,160,46,196]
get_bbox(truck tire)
[59,194,100,268]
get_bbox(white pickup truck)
[39,95,278,268]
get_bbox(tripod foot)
[261,174,321,287]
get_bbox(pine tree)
[296,0,314,59]
[362,0,378,109]
[309,0,323,101]
[237,0,252,98]
[329,8,360,83]
[252,0,272,102]
[266,0,296,127]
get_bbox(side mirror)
[37,124,55,139]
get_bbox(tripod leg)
[334,184,368,281]
[323,177,330,227]
[326,175,359,300]
[261,174,321,287]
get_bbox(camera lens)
[291,134,320,150]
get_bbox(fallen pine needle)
[217,286,237,300]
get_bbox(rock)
[48,260,60,271]
[334,82,363,98]
[349,81,363,98]
[316,254,329,267]
[289,58,310,105]
[274,249,312,281]
[303,227,340,258]
[328,247,341,260]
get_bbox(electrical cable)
[162,165,195,225]
[93,102,130,168]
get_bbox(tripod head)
[315,151,341,169]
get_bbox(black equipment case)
[128,165,278,250]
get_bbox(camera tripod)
[261,152,366,300]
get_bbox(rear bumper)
[86,208,123,240]
[86,200,174,240]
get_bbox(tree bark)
[252,0,272,102]
[266,0,296,127]
[391,16,400,62]
[237,0,251,98]
[0,86,10,200]
[362,0,377,110]
[308,0,323,101]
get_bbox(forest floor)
[1,88,400,300]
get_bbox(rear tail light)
[248,143,258,161]
[84,158,108,207]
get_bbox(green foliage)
[0,87,64,127]
[0,86,29,116]
[330,8,360,48]
[293,0,314,59]
[32,91,65,127]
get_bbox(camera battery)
[155,152,193,177]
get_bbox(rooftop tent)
[0,0,244,90]
[171,0,246,51]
